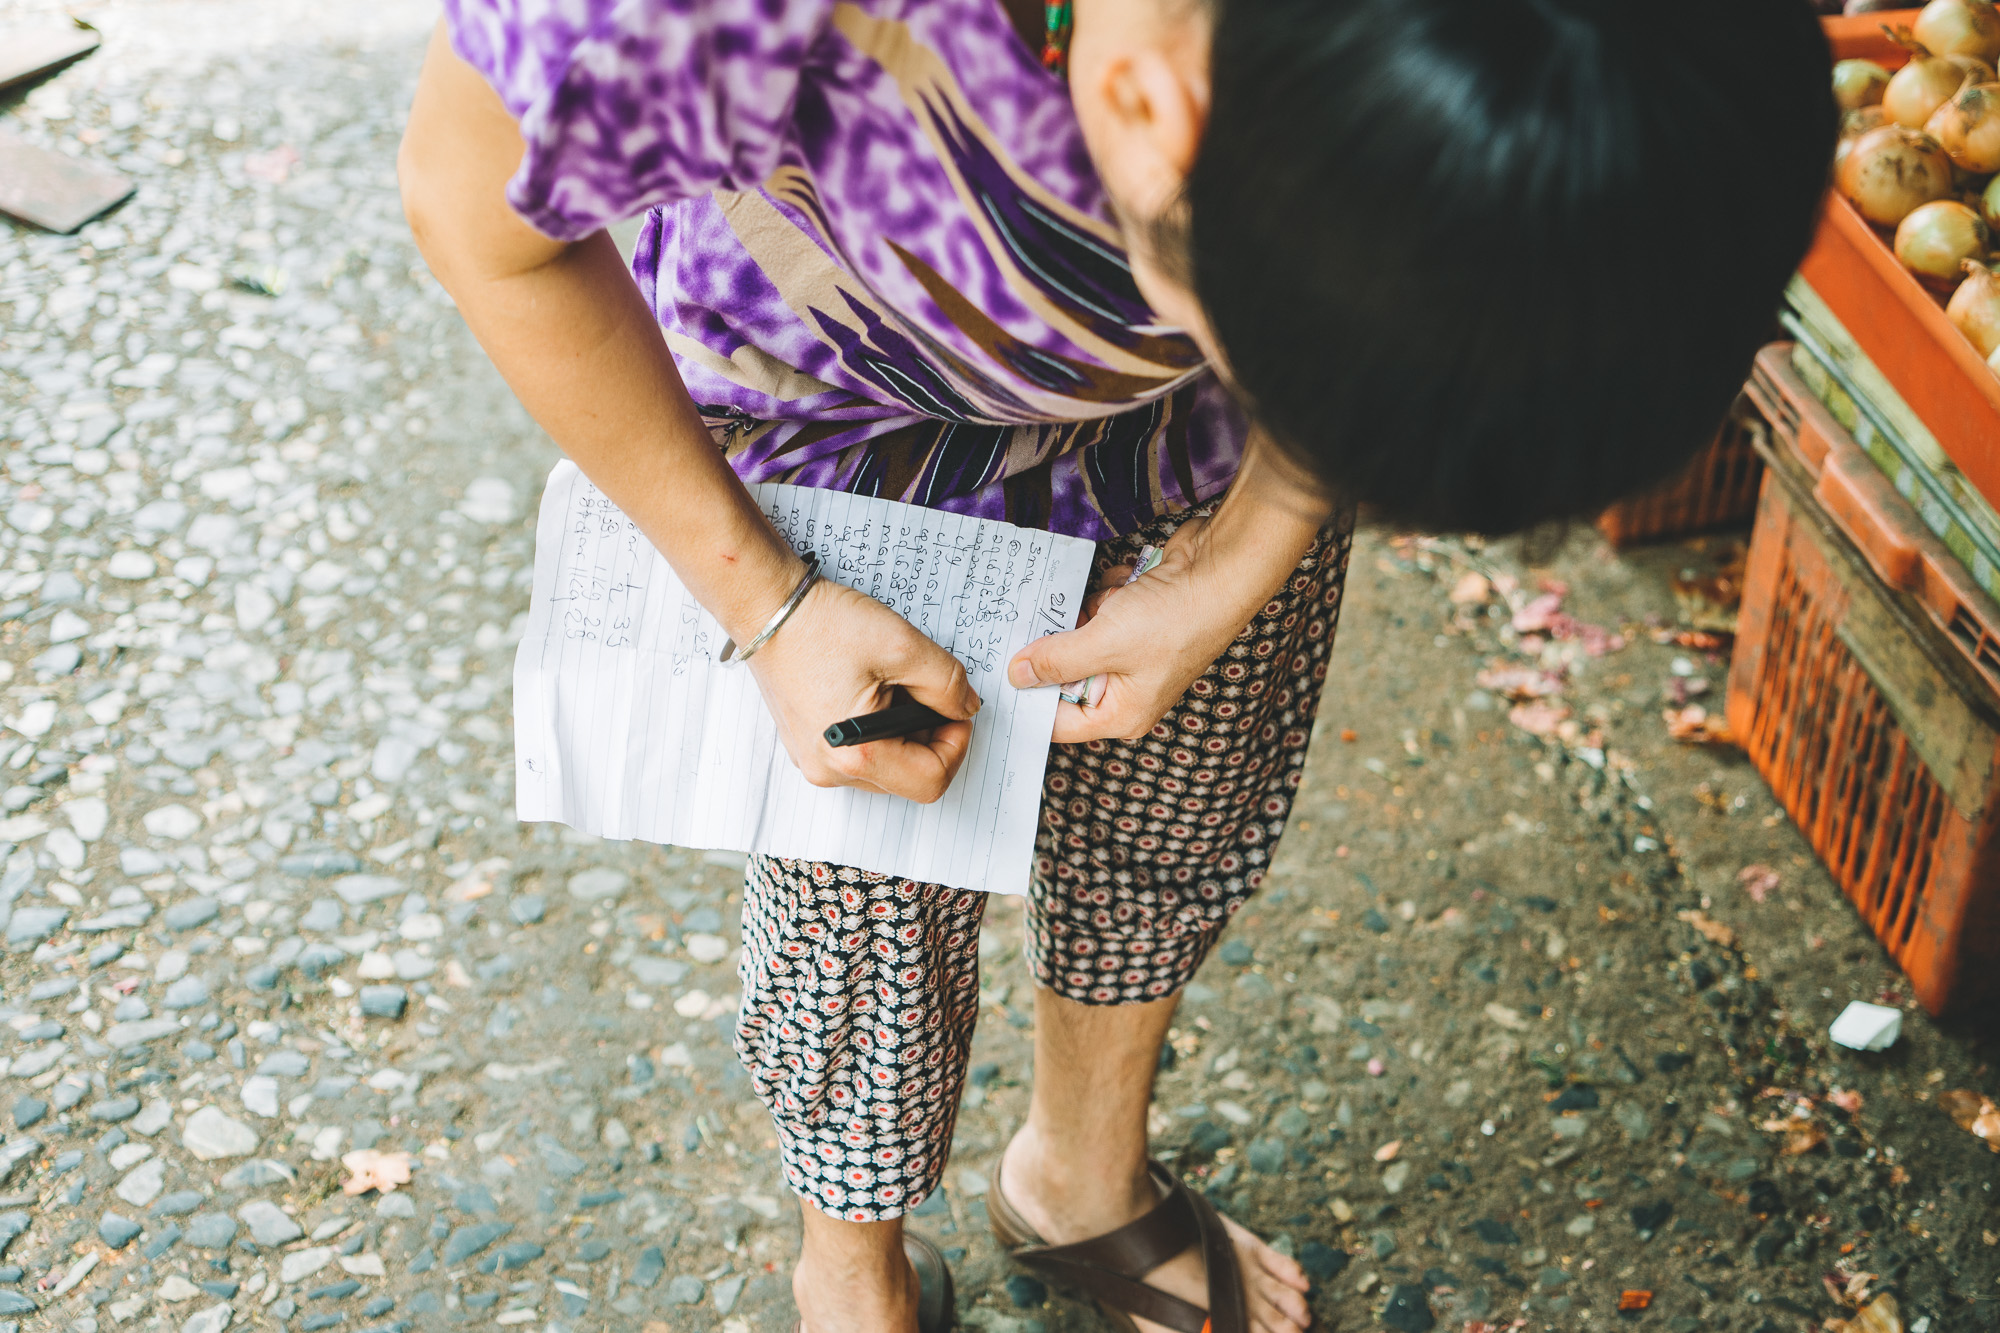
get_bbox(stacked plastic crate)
[1719,13,2000,1016]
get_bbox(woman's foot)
[999,1124,1313,1333]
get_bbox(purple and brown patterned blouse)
[443,0,1247,539]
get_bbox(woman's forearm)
[1189,430,1336,629]
[430,232,802,640]
[399,22,800,643]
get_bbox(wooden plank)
[0,25,100,95]
[0,130,132,233]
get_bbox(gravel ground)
[1,3,1997,1331]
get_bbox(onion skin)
[1885,55,1973,127]
[1843,105,1890,140]
[1928,82,2000,170]
[1949,53,2000,84]
[1835,59,1893,110]
[1839,125,1958,224]
[1950,259,2000,356]
[1836,107,1892,173]
[1982,172,2000,227]
[1895,198,1992,281]
[1914,0,2000,63]
[1987,341,2000,376]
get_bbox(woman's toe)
[1258,1243,1310,1291]
[1225,1214,1311,1293]
[1255,1275,1311,1328]
[1249,1284,1309,1333]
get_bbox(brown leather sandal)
[791,1232,955,1333]
[905,1231,956,1333]
[987,1155,1247,1333]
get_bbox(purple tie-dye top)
[444,0,1247,539]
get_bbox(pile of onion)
[1828,1,2000,382]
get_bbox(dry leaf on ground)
[1449,571,1491,605]
[1671,549,1747,634]
[1827,1293,1903,1333]
[1663,704,1734,744]
[1938,1090,2000,1151]
[1676,910,1736,949]
[1779,1121,1827,1156]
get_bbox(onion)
[1988,341,2000,376]
[1837,107,1892,173]
[1839,125,1957,223]
[1834,59,1893,110]
[1949,259,2000,354]
[1914,0,2000,63]
[1895,198,1991,280]
[1885,55,1972,127]
[1842,105,1890,140]
[1949,53,2000,84]
[1982,171,2000,227]
[1928,82,2000,169]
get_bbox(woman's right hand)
[745,578,982,802]
[401,24,976,804]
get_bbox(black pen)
[823,701,956,748]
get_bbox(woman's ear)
[1084,44,1208,220]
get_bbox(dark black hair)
[1185,0,1836,534]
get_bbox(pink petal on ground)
[1512,593,1563,633]
[1509,701,1570,737]
[1737,865,1781,903]
[1476,666,1563,700]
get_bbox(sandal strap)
[1018,1162,1193,1277]
[1005,1161,1249,1333]
[1182,1179,1249,1333]
[903,1232,955,1333]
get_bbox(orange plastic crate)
[1743,346,2000,686]
[1805,12,2000,511]
[1596,404,1765,548]
[1728,349,2000,1016]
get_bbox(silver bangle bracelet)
[718,552,820,665]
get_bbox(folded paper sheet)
[514,462,1096,895]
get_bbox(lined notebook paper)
[513,461,1097,895]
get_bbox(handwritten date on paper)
[515,464,1097,895]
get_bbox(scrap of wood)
[0,129,133,233]
[0,24,100,95]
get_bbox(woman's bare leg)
[999,986,1314,1333]
[794,1210,919,1333]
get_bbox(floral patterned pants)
[733,504,1355,1221]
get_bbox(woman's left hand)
[1008,432,1336,744]
[1007,513,1252,743]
